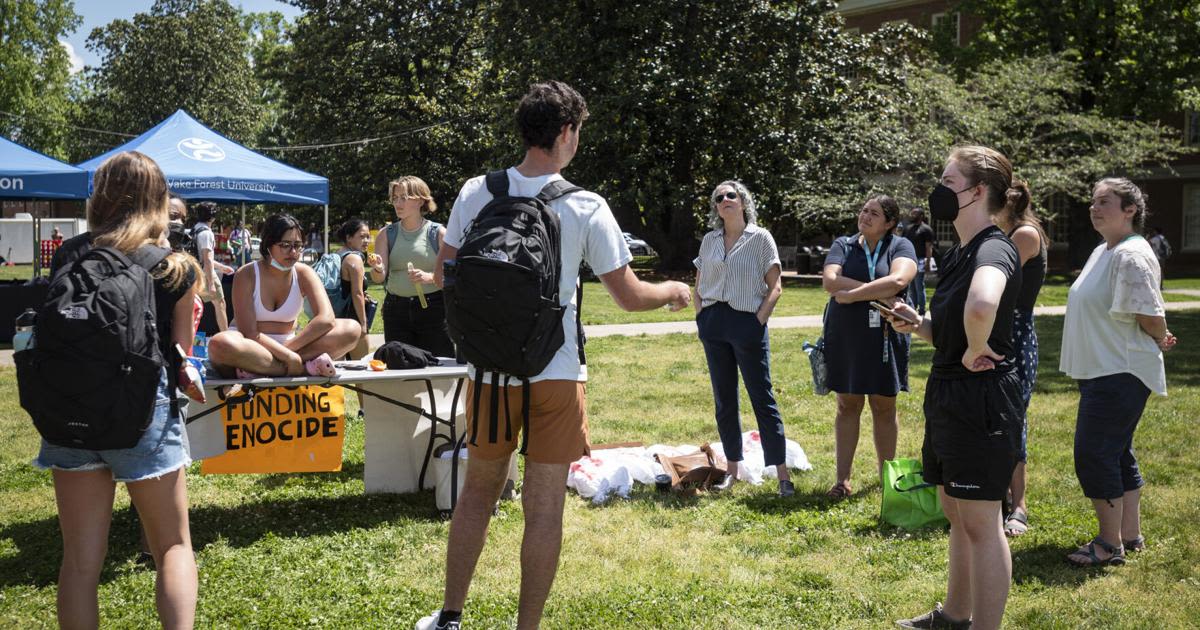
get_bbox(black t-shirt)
[903,222,935,261]
[929,226,1021,378]
[51,233,196,378]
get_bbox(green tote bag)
[881,458,948,530]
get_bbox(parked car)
[623,232,656,256]
[249,236,262,260]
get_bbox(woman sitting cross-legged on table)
[820,194,917,499]
[209,213,361,378]
[693,180,794,497]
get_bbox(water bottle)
[13,308,37,352]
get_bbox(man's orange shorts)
[465,379,590,464]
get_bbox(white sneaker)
[415,610,461,630]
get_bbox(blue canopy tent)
[0,136,89,274]
[77,110,331,249]
[0,136,89,200]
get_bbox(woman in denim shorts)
[34,151,202,628]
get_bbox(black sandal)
[1124,535,1146,552]
[1067,536,1125,567]
[1003,509,1029,537]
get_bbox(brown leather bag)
[655,443,728,495]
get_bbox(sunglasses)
[717,191,739,202]
[274,241,305,252]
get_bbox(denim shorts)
[33,368,192,482]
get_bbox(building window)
[932,12,961,46]
[1186,110,1200,147]
[1043,194,1070,244]
[1184,184,1200,251]
[934,218,957,245]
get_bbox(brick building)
[837,0,1200,274]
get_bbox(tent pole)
[324,204,329,254]
[240,202,245,228]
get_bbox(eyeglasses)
[717,191,739,201]
[274,241,305,252]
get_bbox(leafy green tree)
[0,0,81,158]
[484,0,895,267]
[952,0,1200,119]
[70,0,263,160]
[267,0,497,227]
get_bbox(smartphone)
[871,300,919,325]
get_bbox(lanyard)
[861,235,884,281]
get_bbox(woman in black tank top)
[995,207,1049,538]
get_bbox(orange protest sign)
[201,385,346,474]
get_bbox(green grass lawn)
[1,311,1199,627]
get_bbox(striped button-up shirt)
[693,224,781,313]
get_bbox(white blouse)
[693,224,781,313]
[1060,236,1167,395]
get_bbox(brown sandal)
[826,481,852,499]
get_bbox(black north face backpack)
[16,246,169,450]
[443,170,585,453]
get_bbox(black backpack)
[16,246,170,450]
[443,170,584,453]
[186,223,210,260]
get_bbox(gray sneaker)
[896,603,970,629]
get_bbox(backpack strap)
[575,281,586,365]
[487,370,501,444]
[127,246,172,274]
[485,169,509,198]
[537,179,583,203]
[469,366,484,446]
[518,378,532,456]
[426,221,442,254]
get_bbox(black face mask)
[167,221,190,252]
[928,184,975,222]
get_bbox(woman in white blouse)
[1060,177,1177,566]
[692,180,793,497]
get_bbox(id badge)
[868,309,881,328]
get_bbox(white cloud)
[59,39,84,74]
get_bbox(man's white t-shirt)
[193,222,215,257]
[445,167,632,383]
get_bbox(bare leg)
[292,318,361,361]
[1069,497,1124,563]
[833,394,865,487]
[1120,488,1141,542]
[207,330,289,377]
[442,455,509,612]
[955,497,1011,630]
[52,468,116,630]
[517,462,570,630]
[940,490,972,623]
[1009,462,1027,514]
[127,468,197,630]
[867,394,898,473]
[210,296,228,332]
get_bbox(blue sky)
[63,0,304,72]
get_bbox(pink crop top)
[253,261,303,323]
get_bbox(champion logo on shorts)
[949,481,982,490]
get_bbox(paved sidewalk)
[4,300,1199,368]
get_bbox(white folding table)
[184,360,469,499]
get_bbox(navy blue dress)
[822,233,916,396]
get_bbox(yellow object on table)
[407,262,428,309]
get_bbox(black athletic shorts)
[922,371,1023,501]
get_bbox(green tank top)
[385,220,440,297]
